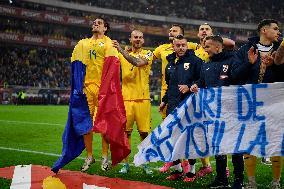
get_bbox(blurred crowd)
[1,0,259,43]
[0,17,89,40]
[0,45,162,93]
[0,46,70,88]
[62,0,284,23]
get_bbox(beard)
[133,43,142,48]
[92,29,99,33]
[177,50,186,57]
[201,35,207,41]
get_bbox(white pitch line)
[0,146,84,160]
[0,120,63,126]
[0,121,217,166]
[0,119,219,169]
[10,165,31,189]
[0,146,216,172]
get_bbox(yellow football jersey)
[120,49,153,100]
[153,42,198,92]
[71,35,118,87]
[195,45,209,62]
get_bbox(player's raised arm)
[112,30,150,67]
[222,37,235,49]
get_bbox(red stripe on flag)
[93,56,130,166]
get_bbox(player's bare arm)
[261,52,275,67]
[112,40,148,67]
[222,37,235,49]
[159,102,166,113]
[274,39,284,65]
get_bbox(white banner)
[134,83,284,166]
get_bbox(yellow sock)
[201,157,210,167]
[271,156,282,179]
[101,136,109,158]
[244,154,257,177]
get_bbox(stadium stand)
[0,0,282,104]
[61,0,284,24]
[0,0,261,43]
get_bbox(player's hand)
[159,102,166,113]
[125,45,132,52]
[261,53,275,67]
[190,84,199,93]
[178,85,189,94]
[112,40,123,52]
[248,47,258,64]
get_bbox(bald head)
[131,30,143,37]
[130,30,144,49]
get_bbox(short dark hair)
[257,19,278,32]
[172,24,184,36]
[205,35,223,45]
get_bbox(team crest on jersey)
[145,51,153,60]
[98,42,104,47]
[223,65,229,72]
[184,63,190,70]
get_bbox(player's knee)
[139,132,148,139]
[271,156,281,163]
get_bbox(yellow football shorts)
[124,100,151,133]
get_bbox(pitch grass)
[0,105,283,189]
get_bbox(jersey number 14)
[89,50,96,60]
